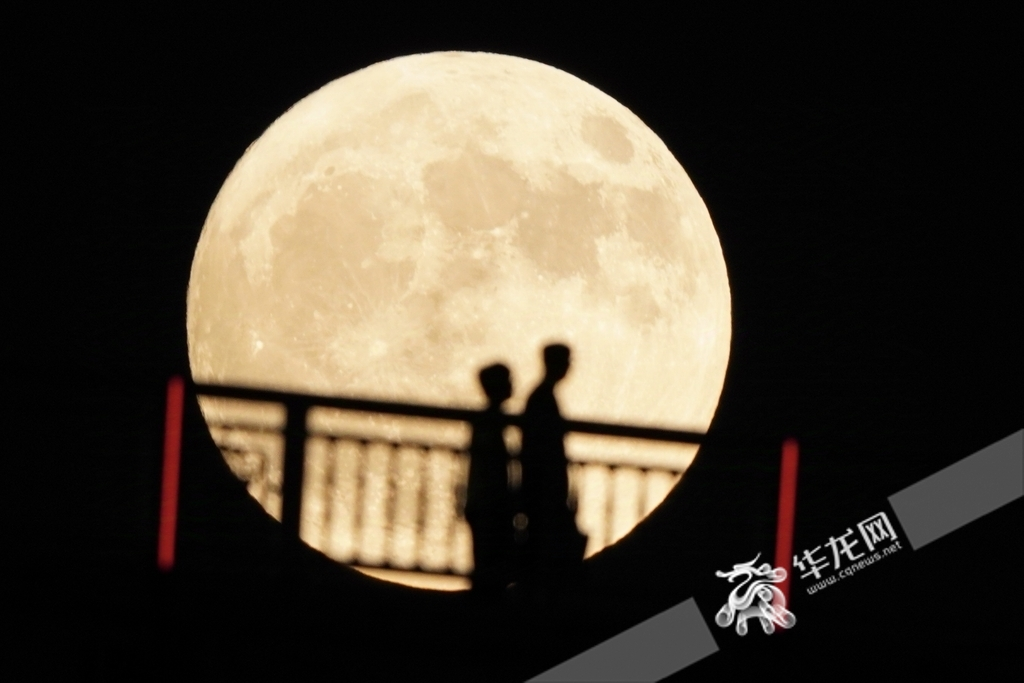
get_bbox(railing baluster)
[332,438,361,562]
[257,447,268,510]
[360,440,386,565]
[321,437,336,553]
[351,440,366,564]
[605,465,617,547]
[415,446,429,570]
[383,443,397,567]
[633,470,643,529]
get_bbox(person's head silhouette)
[542,343,571,383]
[478,363,512,406]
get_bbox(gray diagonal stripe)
[526,598,718,682]
[889,430,1023,550]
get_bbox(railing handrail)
[192,381,705,445]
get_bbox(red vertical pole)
[158,376,185,571]
[774,437,799,614]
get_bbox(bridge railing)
[193,382,704,580]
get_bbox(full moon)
[187,52,731,590]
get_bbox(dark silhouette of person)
[464,363,516,598]
[518,343,586,597]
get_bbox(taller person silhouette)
[518,344,587,598]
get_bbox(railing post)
[281,397,312,555]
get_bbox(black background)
[12,8,1020,680]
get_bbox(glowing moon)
[187,52,731,587]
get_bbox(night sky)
[13,9,1020,679]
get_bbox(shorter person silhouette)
[464,363,516,599]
